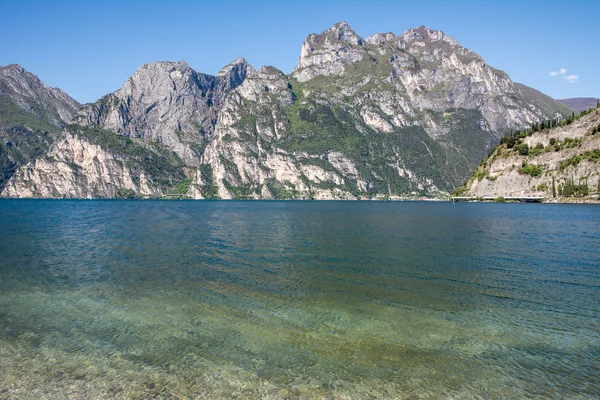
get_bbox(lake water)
[0,200,599,399]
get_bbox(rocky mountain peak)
[217,57,251,89]
[2,63,26,74]
[1,63,51,97]
[127,61,195,86]
[397,26,474,58]
[72,60,220,166]
[0,63,80,123]
[72,57,255,167]
[217,57,249,76]
[399,26,454,44]
[259,65,283,76]
[292,22,368,82]
[331,21,351,30]
[324,22,363,46]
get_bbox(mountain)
[556,98,599,113]
[0,64,81,189]
[1,23,572,199]
[461,105,600,201]
[72,59,249,166]
[1,124,187,199]
[515,83,574,117]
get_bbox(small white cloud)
[549,68,567,76]
[564,75,579,83]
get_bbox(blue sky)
[1,0,598,104]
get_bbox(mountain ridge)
[556,97,599,113]
[0,23,577,199]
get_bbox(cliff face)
[2,125,185,198]
[0,64,81,190]
[1,23,574,199]
[72,59,249,167]
[464,106,600,200]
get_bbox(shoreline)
[452,195,600,204]
[1,196,600,203]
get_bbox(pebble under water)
[0,200,599,399]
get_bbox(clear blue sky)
[1,0,598,104]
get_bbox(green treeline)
[500,103,599,149]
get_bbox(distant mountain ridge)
[556,98,599,113]
[0,23,577,199]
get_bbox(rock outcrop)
[72,59,250,166]
[2,125,185,198]
[464,106,600,200]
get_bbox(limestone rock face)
[293,24,570,136]
[283,23,572,194]
[73,59,249,166]
[2,126,185,198]
[3,133,148,198]
[393,26,551,134]
[465,108,600,200]
[194,64,348,199]
[293,22,366,82]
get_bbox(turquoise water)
[0,200,599,399]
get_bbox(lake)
[0,200,598,399]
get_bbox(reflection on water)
[0,200,599,399]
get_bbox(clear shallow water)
[0,200,599,399]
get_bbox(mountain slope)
[2,24,573,199]
[556,98,599,113]
[514,83,574,117]
[0,64,81,189]
[72,59,249,167]
[462,105,600,200]
[1,124,187,199]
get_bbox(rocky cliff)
[463,105,600,200]
[72,59,249,167]
[0,64,81,190]
[1,23,573,199]
[2,125,185,198]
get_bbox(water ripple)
[0,200,599,399]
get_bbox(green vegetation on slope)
[514,83,574,118]
[463,102,600,198]
[281,100,366,158]
[198,164,219,199]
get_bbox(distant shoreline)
[2,196,599,204]
[451,196,600,204]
